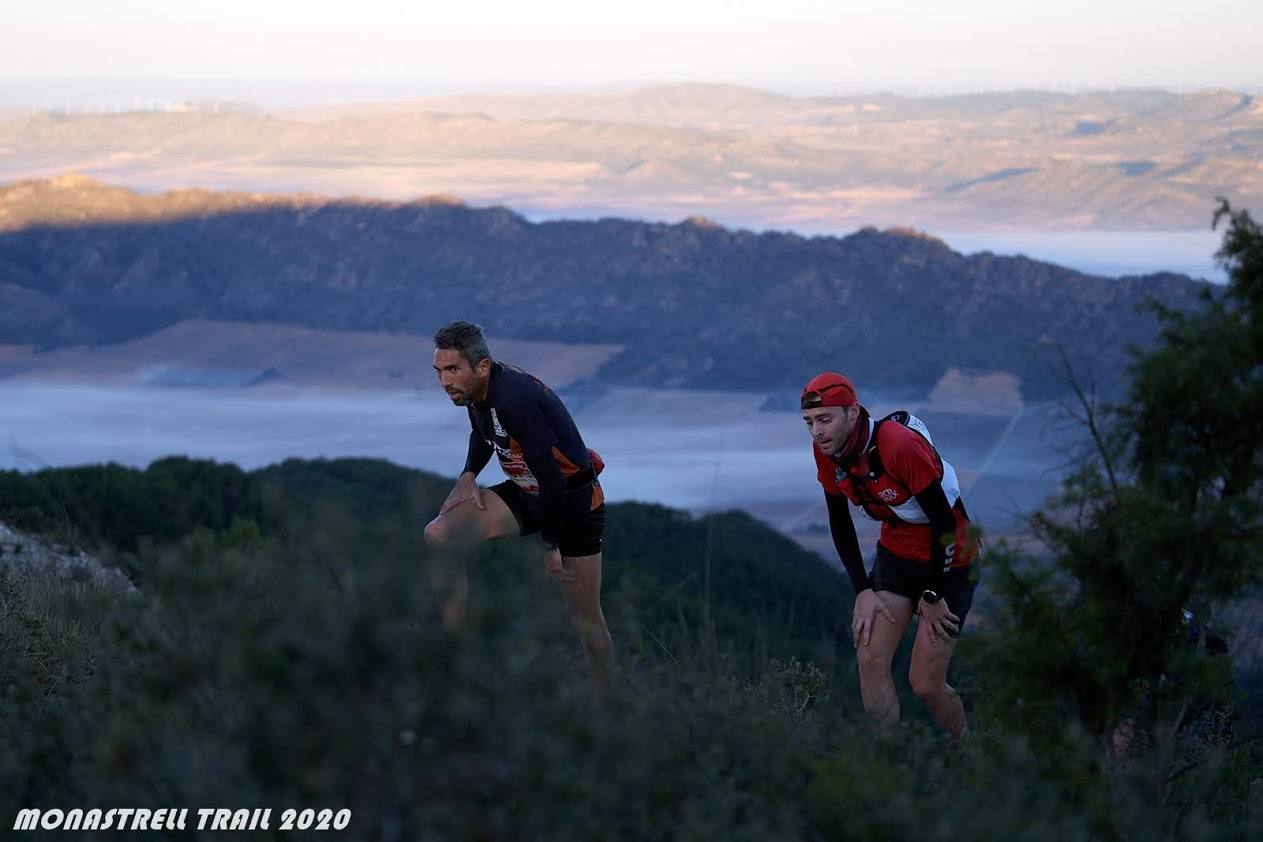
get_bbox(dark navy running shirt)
[464,362,593,491]
[462,362,599,547]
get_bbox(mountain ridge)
[0,177,1211,400]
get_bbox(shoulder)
[876,416,941,488]
[875,418,939,471]
[875,416,929,452]
[496,364,552,399]
[491,380,548,427]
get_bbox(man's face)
[433,348,489,406]
[802,404,857,456]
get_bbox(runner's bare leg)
[856,592,915,729]
[423,492,519,627]
[908,619,966,739]
[555,552,616,697]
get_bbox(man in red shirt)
[801,372,980,738]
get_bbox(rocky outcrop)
[0,520,128,586]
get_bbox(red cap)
[800,372,857,409]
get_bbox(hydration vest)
[840,410,943,523]
[859,410,933,482]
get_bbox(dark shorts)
[870,543,981,633]
[487,480,606,557]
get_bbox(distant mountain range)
[0,177,1212,401]
[1,84,1259,231]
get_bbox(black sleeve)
[826,492,870,594]
[499,398,566,549]
[462,429,494,477]
[913,480,958,595]
[523,451,567,549]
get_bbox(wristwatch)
[920,589,941,605]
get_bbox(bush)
[3,503,1260,840]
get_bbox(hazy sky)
[3,0,1261,96]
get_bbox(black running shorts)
[487,480,606,557]
[870,543,981,633]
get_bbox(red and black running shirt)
[814,415,976,566]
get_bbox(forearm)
[462,431,494,477]
[914,482,958,594]
[524,452,567,548]
[826,492,870,594]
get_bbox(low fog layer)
[1,381,1069,552]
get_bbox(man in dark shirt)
[423,321,615,694]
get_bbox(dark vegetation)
[0,457,850,664]
[1,204,1261,839]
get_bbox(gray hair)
[433,321,491,367]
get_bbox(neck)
[837,406,871,462]
[471,361,495,403]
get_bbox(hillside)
[0,178,1210,400]
[2,455,1258,838]
[0,456,852,660]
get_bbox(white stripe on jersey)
[885,459,960,524]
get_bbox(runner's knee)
[571,613,608,635]
[565,595,607,628]
[569,615,610,658]
[908,668,946,701]
[423,518,447,546]
[857,644,893,675]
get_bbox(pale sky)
[3,0,1261,94]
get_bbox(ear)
[475,357,492,377]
